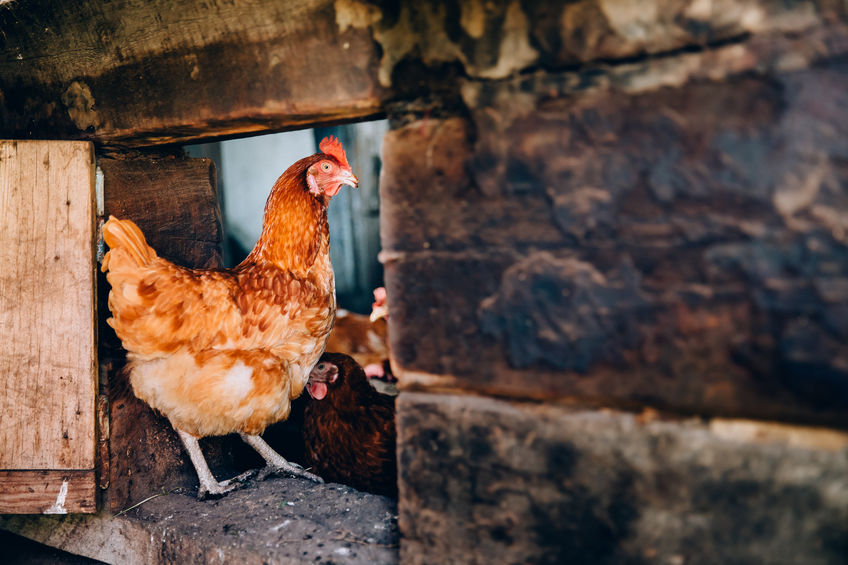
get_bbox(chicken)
[323,287,390,378]
[302,353,397,497]
[364,286,395,380]
[101,137,358,498]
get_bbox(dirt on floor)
[3,475,398,565]
[125,475,398,564]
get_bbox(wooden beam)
[1,0,842,146]
[0,0,387,146]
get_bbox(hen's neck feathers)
[240,155,330,273]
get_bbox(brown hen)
[303,353,397,497]
[101,137,357,498]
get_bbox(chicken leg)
[178,429,322,499]
[177,430,255,499]
[239,433,323,483]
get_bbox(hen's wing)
[102,218,334,360]
[107,260,333,357]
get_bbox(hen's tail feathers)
[101,216,158,272]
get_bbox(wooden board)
[98,152,223,268]
[0,0,386,146]
[0,471,96,515]
[0,140,96,513]
[0,0,838,146]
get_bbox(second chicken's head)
[305,353,366,401]
[306,136,359,198]
[306,359,339,400]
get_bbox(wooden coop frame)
[1,1,848,563]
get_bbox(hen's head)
[306,353,366,401]
[306,136,358,198]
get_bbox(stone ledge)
[397,392,848,565]
[0,477,398,565]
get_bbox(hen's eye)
[321,162,331,172]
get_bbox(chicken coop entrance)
[185,120,388,315]
[3,121,401,562]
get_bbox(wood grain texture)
[0,140,96,471]
[0,471,96,515]
[99,152,223,268]
[0,0,386,146]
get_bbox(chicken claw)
[177,430,256,499]
[239,433,324,484]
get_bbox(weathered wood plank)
[0,471,96,515]
[0,140,96,473]
[380,36,848,426]
[1,0,844,145]
[397,392,848,565]
[99,152,223,268]
[0,0,386,146]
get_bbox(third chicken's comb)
[318,136,350,169]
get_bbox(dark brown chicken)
[303,353,397,497]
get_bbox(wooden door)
[0,140,97,514]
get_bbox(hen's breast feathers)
[106,258,336,363]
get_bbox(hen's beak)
[340,169,359,189]
[325,169,359,197]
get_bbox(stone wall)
[378,3,848,562]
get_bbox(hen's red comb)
[318,136,350,169]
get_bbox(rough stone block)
[380,43,848,426]
[397,392,848,565]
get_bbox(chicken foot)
[239,433,324,483]
[177,430,256,499]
